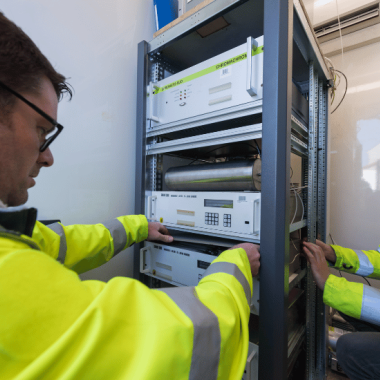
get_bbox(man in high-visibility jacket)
[303,240,380,380]
[0,12,260,380]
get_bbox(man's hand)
[147,222,173,243]
[315,239,337,264]
[302,242,330,291]
[229,243,260,277]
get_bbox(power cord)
[324,57,348,114]
[289,231,302,265]
[187,142,260,165]
[331,69,348,114]
[289,185,307,265]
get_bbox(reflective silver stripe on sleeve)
[354,250,374,277]
[102,219,127,255]
[361,286,380,325]
[159,287,220,380]
[47,222,67,264]
[202,262,251,305]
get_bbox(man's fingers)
[302,246,316,263]
[147,222,173,243]
[158,233,173,243]
[158,224,170,236]
[304,242,325,261]
[315,240,326,249]
[157,224,173,242]
[303,243,318,259]
[303,242,319,252]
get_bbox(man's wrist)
[327,245,337,264]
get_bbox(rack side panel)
[134,41,149,280]
[259,0,294,378]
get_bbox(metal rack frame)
[258,0,293,377]
[134,0,330,378]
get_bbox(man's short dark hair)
[0,12,72,117]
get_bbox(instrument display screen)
[204,199,233,208]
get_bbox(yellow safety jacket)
[323,244,380,326]
[0,208,252,380]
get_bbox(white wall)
[303,0,375,26]
[322,37,380,287]
[1,1,155,281]
[301,0,380,288]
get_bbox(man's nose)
[38,147,54,167]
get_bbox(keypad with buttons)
[223,214,231,227]
[205,212,219,225]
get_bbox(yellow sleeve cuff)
[117,215,149,246]
[331,245,344,268]
[323,274,363,320]
[212,248,253,296]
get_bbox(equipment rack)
[135,0,330,378]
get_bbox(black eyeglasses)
[0,81,63,152]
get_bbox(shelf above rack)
[147,101,263,138]
[164,225,261,243]
[148,0,331,81]
[146,123,262,155]
[149,0,246,53]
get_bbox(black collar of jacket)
[0,208,37,237]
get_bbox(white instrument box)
[140,241,259,378]
[147,191,261,240]
[147,36,264,132]
[140,241,260,314]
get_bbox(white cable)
[324,56,335,70]
[334,0,345,66]
[291,185,308,191]
[290,184,306,223]
[296,190,305,220]
[324,56,335,85]
[325,57,333,67]
[324,55,339,103]
[290,230,302,265]
[291,188,298,225]
[289,251,300,265]
[289,188,305,264]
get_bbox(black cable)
[187,146,224,165]
[165,153,211,164]
[362,276,371,287]
[254,139,261,156]
[331,69,348,114]
[237,142,258,151]
[187,142,258,165]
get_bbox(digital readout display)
[204,199,233,208]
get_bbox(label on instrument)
[177,220,195,227]
[177,210,195,216]
[220,66,231,78]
